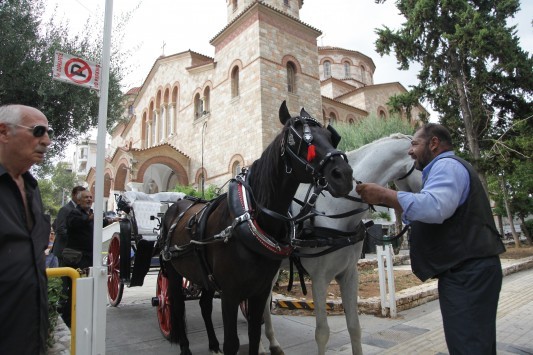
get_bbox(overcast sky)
[45,0,532,117]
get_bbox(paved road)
[105,265,533,354]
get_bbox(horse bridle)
[280,112,347,189]
[291,161,417,251]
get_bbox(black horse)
[159,101,354,354]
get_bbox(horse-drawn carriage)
[105,191,200,336]
[106,191,188,303]
[104,102,421,355]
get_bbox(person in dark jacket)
[65,189,97,269]
[356,123,505,354]
[62,189,116,327]
[60,189,94,327]
[51,185,86,264]
[53,185,86,325]
[0,104,53,354]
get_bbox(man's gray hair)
[76,190,87,201]
[0,105,22,125]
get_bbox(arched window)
[379,109,387,119]
[151,111,156,145]
[284,0,290,6]
[232,0,238,12]
[232,161,241,177]
[360,65,366,82]
[203,87,210,114]
[324,60,331,78]
[142,112,148,148]
[158,107,164,142]
[329,112,337,125]
[194,93,203,119]
[344,62,350,78]
[287,62,296,93]
[231,66,239,98]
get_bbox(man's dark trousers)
[438,255,502,355]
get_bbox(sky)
[44,0,532,119]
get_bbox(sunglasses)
[15,124,54,138]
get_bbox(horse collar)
[228,169,294,259]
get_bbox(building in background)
[83,0,427,211]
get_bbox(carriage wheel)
[107,233,124,307]
[156,269,172,340]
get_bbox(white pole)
[91,0,113,353]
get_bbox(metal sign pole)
[91,0,113,353]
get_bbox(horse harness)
[159,113,346,291]
[284,163,417,292]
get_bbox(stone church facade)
[87,0,427,210]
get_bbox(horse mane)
[247,124,288,208]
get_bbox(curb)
[274,256,533,315]
[275,299,342,311]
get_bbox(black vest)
[410,156,505,281]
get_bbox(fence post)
[376,243,397,317]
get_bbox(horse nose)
[330,164,353,182]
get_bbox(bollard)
[46,267,81,355]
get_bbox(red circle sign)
[64,58,92,84]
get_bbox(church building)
[87,0,427,210]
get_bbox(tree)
[387,89,427,123]
[0,0,134,159]
[38,162,78,219]
[375,0,533,194]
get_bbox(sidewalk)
[273,254,533,315]
[270,264,533,354]
[48,255,533,354]
[364,264,533,354]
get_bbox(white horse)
[261,133,423,355]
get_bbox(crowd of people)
[0,103,505,355]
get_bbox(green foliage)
[372,210,392,221]
[374,0,533,166]
[0,0,135,160]
[37,162,78,218]
[172,184,220,200]
[47,276,66,348]
[335,114,415,152]
[525,220,533,238]
[387,90,427,123]
[486,118,533,220]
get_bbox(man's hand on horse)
[355,183,384,205]
[356,183,403,212]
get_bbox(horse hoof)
[270,346,285,355]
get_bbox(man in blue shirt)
[356,123,505,354]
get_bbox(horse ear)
[299,108,311,118]
[327,125,341,148]
[279,100,291,125]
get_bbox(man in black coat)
[52,185,85,265]
[61,189,116,327]
[65,189,97,269]
[0,104,53,354]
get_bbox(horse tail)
[165,260,189,347]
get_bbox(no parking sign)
[53,51,101,90]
